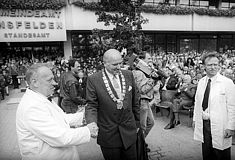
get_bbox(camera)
[128,54,167,79]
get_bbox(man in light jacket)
[193,52,235,160]
[16,63,98,160]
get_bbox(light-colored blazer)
[16,89,90,160]
[193,73,235,150]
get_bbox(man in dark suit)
[85,49,140,160]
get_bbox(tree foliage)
[74,1,235,17]
[90,0,149,56]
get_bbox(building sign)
[0,9,66,42]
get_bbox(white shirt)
[105,69,121,92]
[78,78,83,83]
[202,74,217,120]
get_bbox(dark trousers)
[101,143,137,160]
[202,120,231,160]
[12,75,19,89]
[0,88,4,99]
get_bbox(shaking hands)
[87,122,99,138]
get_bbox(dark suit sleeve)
[130,72,140,128]
[85,76,98,124]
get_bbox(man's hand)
[150,71,159,79]
[87,122,98,138]
[76,105,85,113]
[224,129,235,138]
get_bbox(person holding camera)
[132,51,159,152]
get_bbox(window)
[167,35,176,53]
[72,33,94,58]
[180,0,189,6]
[155,34,166,53]
[180,38,199,54]
[143,34,154,52]
[200,39,216,52]
[218,34,233,52]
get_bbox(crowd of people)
[0,52,103,101]
[1,49,234,99]
[0,48,235,160]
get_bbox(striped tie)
[113,75,121,98]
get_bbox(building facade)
[0,0,235,60]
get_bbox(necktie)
[112,75,121,98]
[202,79,211,111]
[47,96,52,102]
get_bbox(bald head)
[103,49,123,75]
[103,49,122,64]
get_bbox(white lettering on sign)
[4,33,50,38]
[0,9,61,18]
[0,21,63,30]
[0,9,66,42]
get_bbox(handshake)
[87,122,99,138]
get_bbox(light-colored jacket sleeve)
[225,79,235,130]
[24,104,90,147]
[64,110,84,127]
[193,79,203,123]
[133,70,155,95]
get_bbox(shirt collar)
[105,68,116,79]
[206,72,219,83]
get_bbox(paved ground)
[0,88,234,160]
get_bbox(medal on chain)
[102,70,126,109]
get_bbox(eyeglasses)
[206,64,219,67]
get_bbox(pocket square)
[128,86,132,91]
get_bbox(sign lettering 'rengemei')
[0,9,66,42]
